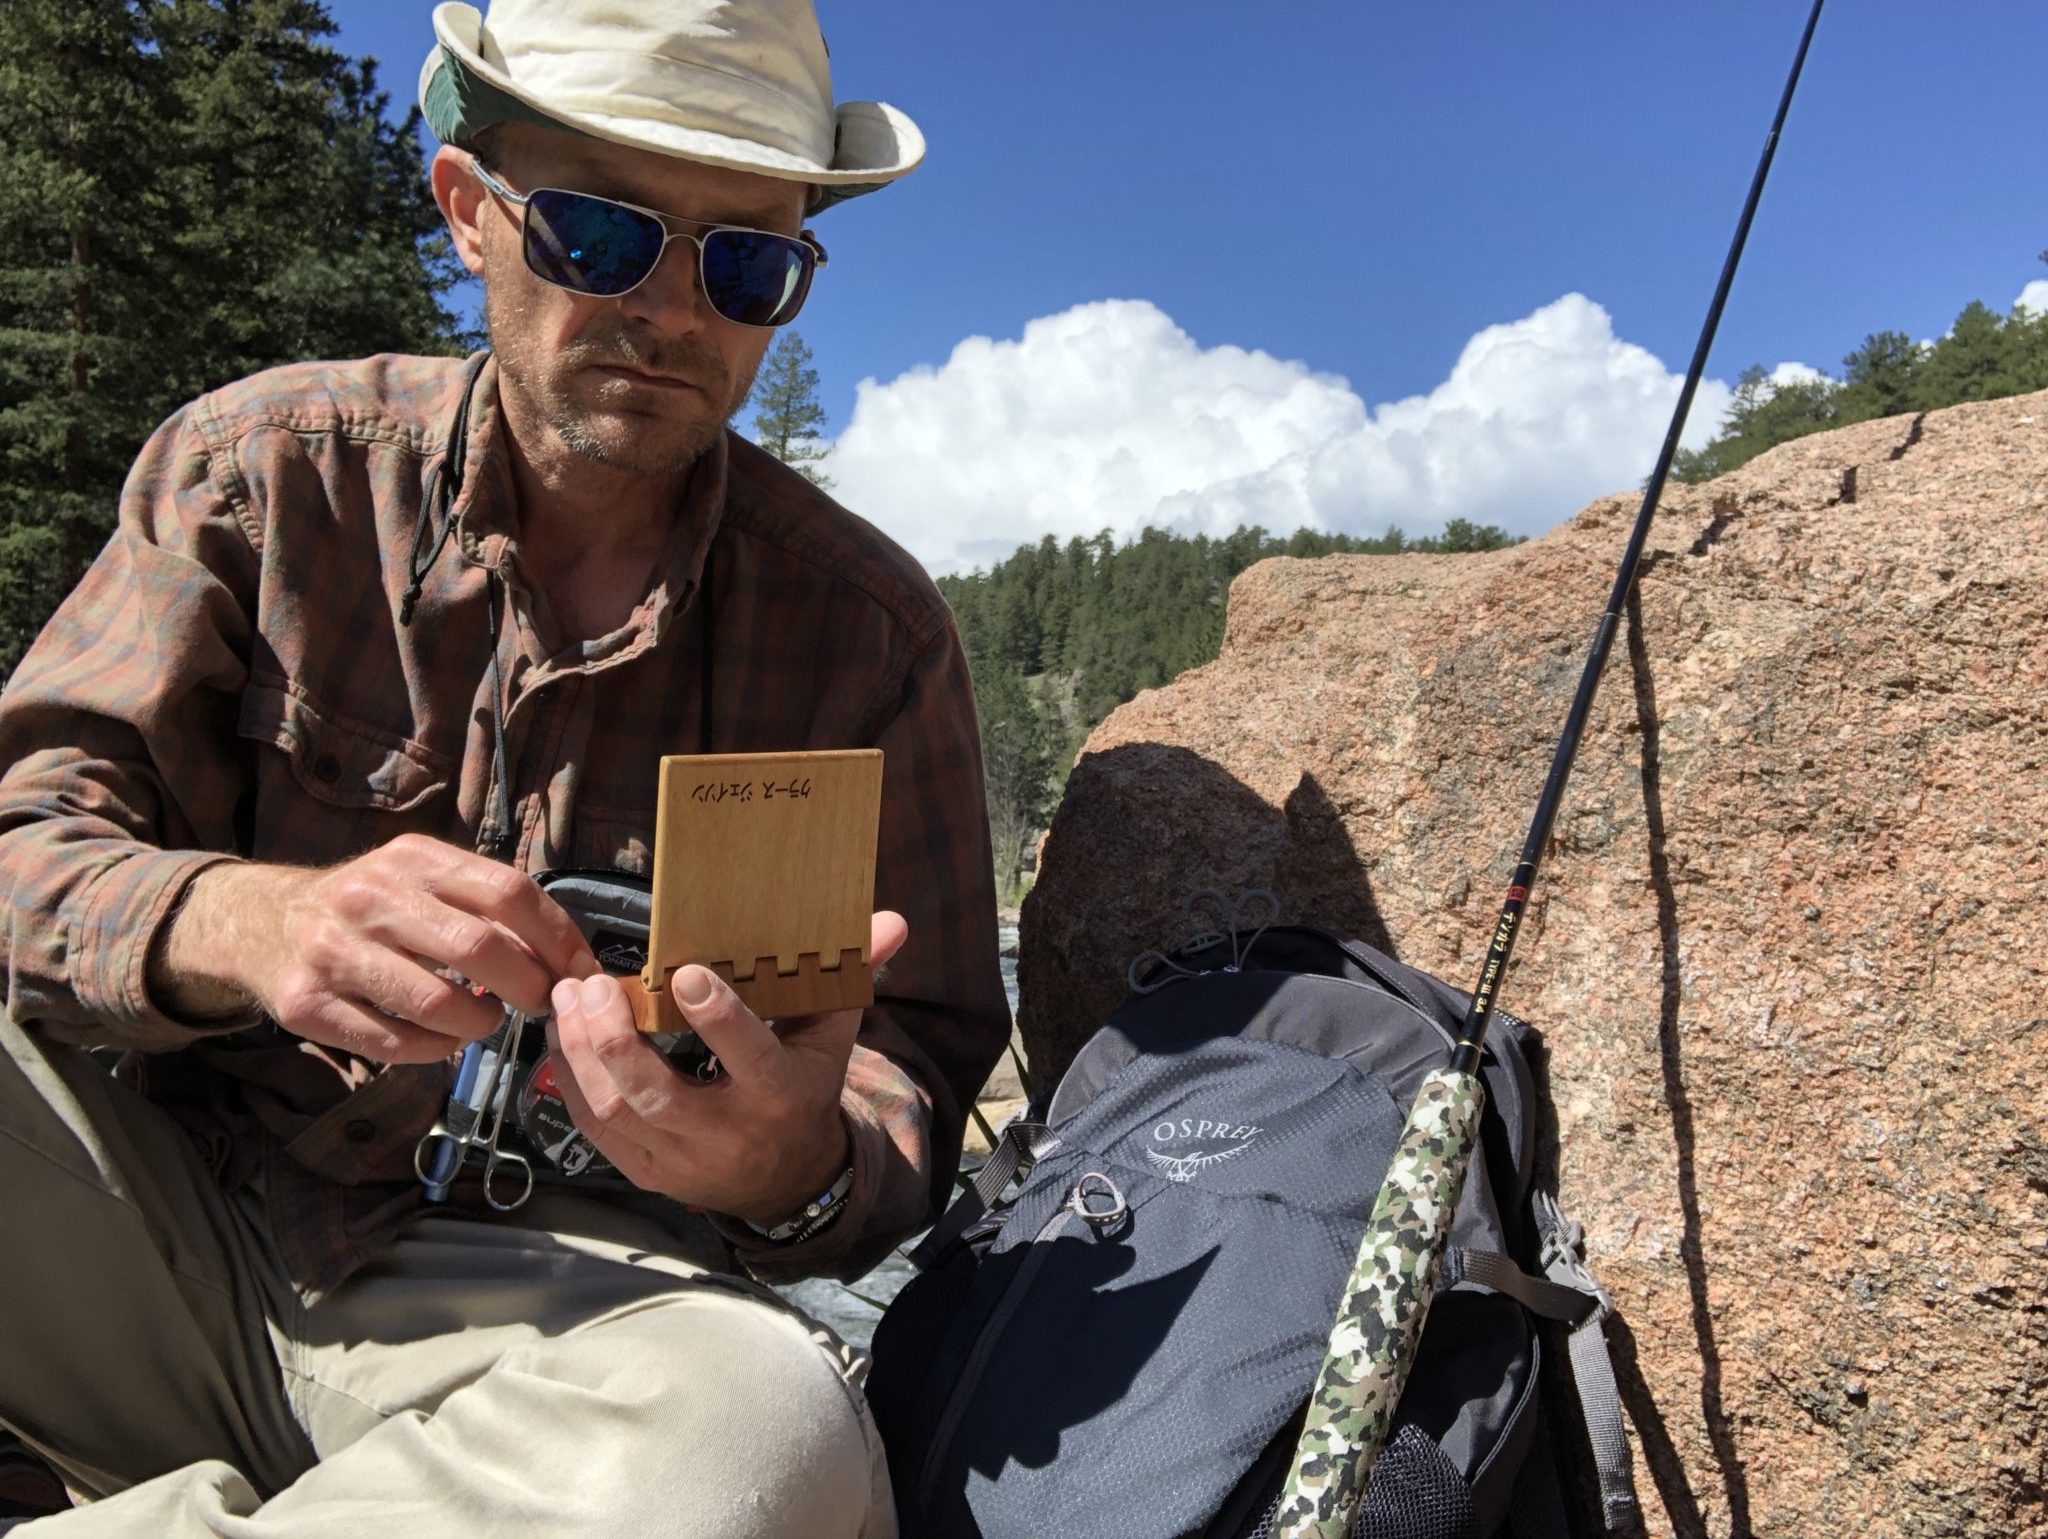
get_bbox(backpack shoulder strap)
[908,1118,1058,1270]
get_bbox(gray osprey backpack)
[866,913,1637,1539]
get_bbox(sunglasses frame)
[470,159,827,328]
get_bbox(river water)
[776,923,1019,1348]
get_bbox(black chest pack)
[416,868,715,1205]
[865,909,1638,1539]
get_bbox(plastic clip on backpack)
[866,895,1638,1539]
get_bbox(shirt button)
[343,1119,377,1145]
[311,752,342,784]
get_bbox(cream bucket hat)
[418,0,924,211]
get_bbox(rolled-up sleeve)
[0,402,258,1050]
[723,616,1010,1285]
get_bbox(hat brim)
[419,2,922,205]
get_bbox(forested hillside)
[936,519,1516,897]
[1676,275,2048,481]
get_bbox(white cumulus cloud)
[825,295,1796,575]
[1760,361,1830,391]
[2016,278,2048,316]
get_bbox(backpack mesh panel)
[1354,1426,1481,1539]
[1238,1426,1479,1539]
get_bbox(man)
[0,2,1007,1534]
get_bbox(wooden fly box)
[625,749,883,1031]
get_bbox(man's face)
[451,124,809,476]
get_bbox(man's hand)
[544,911,910,1228]
[151,834,596,1063]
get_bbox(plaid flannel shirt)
[0,352,1009,1292]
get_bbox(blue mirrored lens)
[524,189,664,297]
[702,229,812,327]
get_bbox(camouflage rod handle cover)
[1273,1066,1487,1539]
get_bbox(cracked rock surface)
[1018,390,2048,1537]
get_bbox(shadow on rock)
[1018,744,1388,1089]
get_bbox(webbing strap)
[1446,1248,1598,1325]
[1531,1193,1641,1536]
[907,1119,1057,1270]
[1446,1219,1638,1535]
[1561,1309,1638,1535]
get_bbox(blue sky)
[327,3,2047,570]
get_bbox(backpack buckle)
[1534,1191,1614,1318]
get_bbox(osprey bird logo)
[1146,1140,1254,1184]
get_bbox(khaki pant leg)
[23,1204,895,1538]
[0,1014,311,1501]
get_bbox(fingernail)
[572,949,598,978]
[550,978,580,1015]
[579,975,611,1012]
[676,967,716,1011]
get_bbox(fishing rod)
[1273,3,1827,1533]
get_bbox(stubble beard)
[485,285,762,477]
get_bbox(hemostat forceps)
[414,1007,537,1211]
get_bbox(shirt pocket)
[236,674,453,862]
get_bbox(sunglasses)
[471,160,826,329]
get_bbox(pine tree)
[968,648,1053,901]
[1838,331,1922,422]
[750,330,833,488]
[1423,517,1516,554]
[1999,300,2048,398]
[1675,365,1841,482]
[1916,301,2006,405]
[0,2,169,668]
[149,0,473,396]
[0,0,472,677]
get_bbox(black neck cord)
[401,349,491,627]
[403,350,721,858]
[698,546,716,753]
[483,569,517,857]
[480,545,718,860]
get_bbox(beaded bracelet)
[751,1164,855,1245]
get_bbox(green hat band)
[422,46,584,150]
